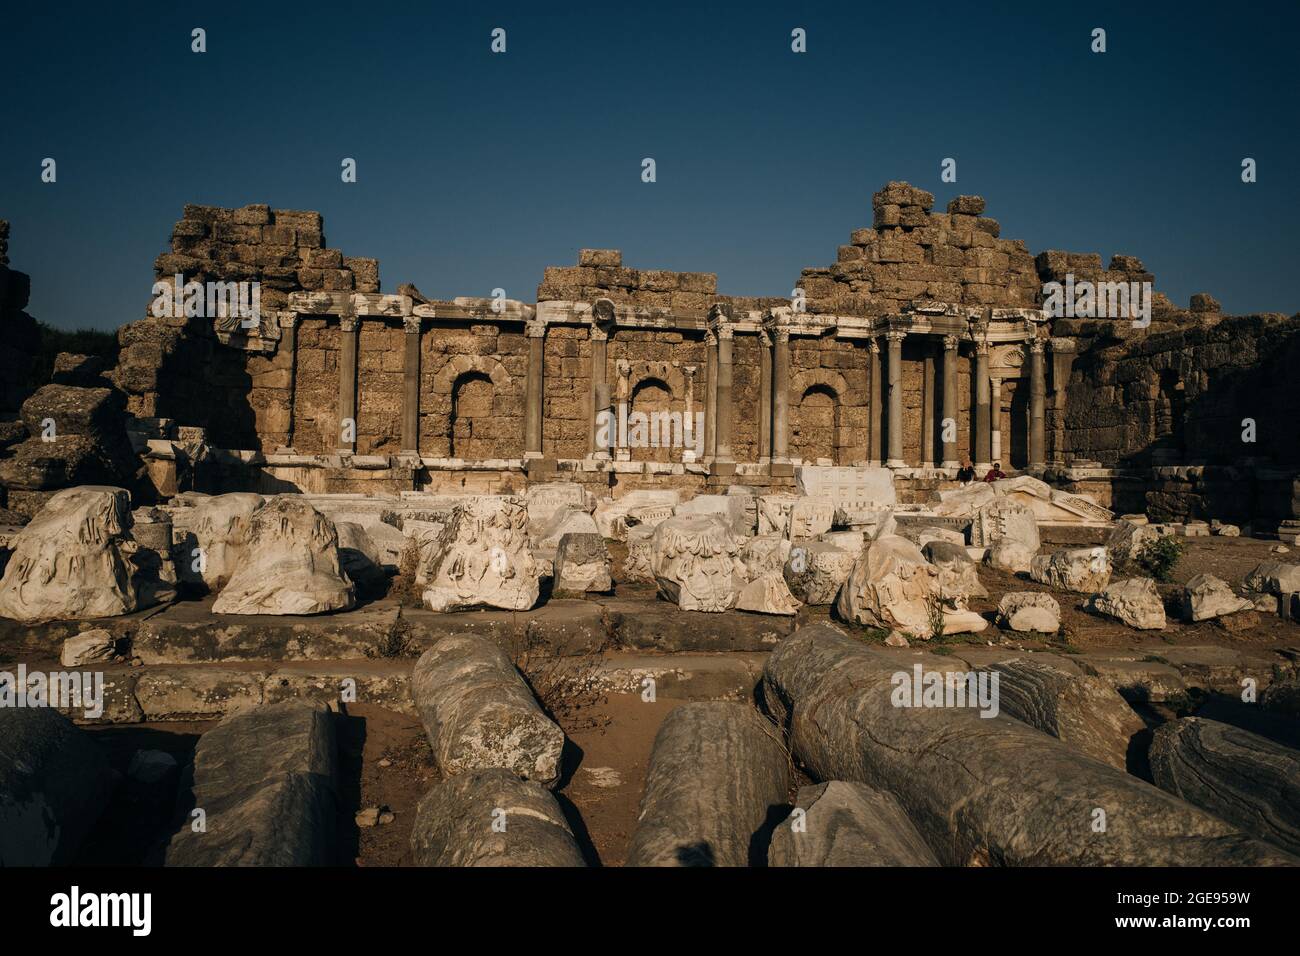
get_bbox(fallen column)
[625,701,789,867]
[762,625,1296,866]
[410,767,586,867]
[0,708,115,865]
[768,781,938,867]
[989,657,1145,771]
[412,634,565,787]
[1149,717,1300,856]
[165,701,338,866]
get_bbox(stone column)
[589,325,609,458]
[682,364,698,462]
[523,319,545,458]
[921,344,935,469]
[337,312,358,455]
[704,330,718,463]
[1029,337,1046,470]
[758,331,772,464]
[885,330,905,468]
[941,334,959,468]
[1047,337,1075,466]
[714,325,734,465]
[279,311,299,452]
[614,360,631,461]
[991,377,1003,466]
[868,339,883,466]
[771,328,791,465]
[401,314,421,455]
[974,339,991,472]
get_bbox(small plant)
[926,593,947,642]
[369,611,417,659]
[1135,536,1184,583]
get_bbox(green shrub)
[1135,536,1184,583]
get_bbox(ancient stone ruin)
[1,185,1299,876]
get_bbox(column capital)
[683,364,697,380]
[942,334,959,351]
[758,330,772,347]
[868,338,880,354]
[339,314,359,333]
[525,319,547,338]
[704,329,717,346]
[402,315,421,334]
[716,324,734,341]
[277,311,299,329]
[1029,337,1046,354]
[975,339,990,355]
[589,325,609,342]
[885,329,907,345]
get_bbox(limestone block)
[1106,520,1174,565]
[531,506,600,554]
[171,492,264,591]
[212,497,355,615]
[996,592,1060,632]
[1087,578,1166,630]
[933,482,996,517]
[554,532,612,593]
[835,534,987,638]
[1030,547,1111,593]
[923,540,988,605]
[795,465,896,506]
[970,497,1040,563]
[1243,562,1300,595]
[739,534,791,581]
[675,494,755,537]
[525,481,594,529]
[1181,573,1252,622]
[0,486,143,622]
[61,628,116,667]
[784,541,856,605]
[623,526,657,583]
[335,520,386,588]
[735,572,800,616]
[651,515,745,612]
[422,496,542,612]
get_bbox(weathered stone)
[923,540,988,605]
[783,541,856,605]
[1181,573,1252,622]
[0,708,114,865]
[410,767,586,867]
[170,492,263,591]
[622,526,656,583]
[334,520,386,588]
[651,514,744,612]
[61,628,117,667]
[421,496,542,612]
[1030,546,1111,593]
[554,532,612,593]
[989,657,1145,770]
[531,506,600,554]
[1150,718,1300,856]
[625,702,789,867]
[165,702,338,866]
[675,494,755,537]
[0,486,145,622]
[1106,520,1174,565]
[735,571,800,616]
[1243,562,1300,595]
[768,781,938,867]
[411,634,564,786]
[1087,577,1166,630]
[762,625,1295,865]
[996,592,1060,632]
[211,497,355,615]
[739,534,791,581]
[835,535,987,637]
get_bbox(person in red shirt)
[983,461,1007,482]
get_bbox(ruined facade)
[15,182,1292,534]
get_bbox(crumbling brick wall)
[114,204,379,451]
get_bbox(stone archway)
[789,369,851,465]
[429,355,517,460]
[628,376,675,462]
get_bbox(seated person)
[956,457,977,484]
[983,461,1007,482]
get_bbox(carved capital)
[975,340,991,355]
[339,314,359,333]
[885,330,907,344]
[1029,337,1046,354]
[278,311,299,330]
[589,325,609,342]
[525,319,547,338]
[942,334,959,351]
[716,324,734,341]
[403,315,421,334]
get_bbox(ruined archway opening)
[449,370,494,460]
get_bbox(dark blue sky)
[3,1,1297,330]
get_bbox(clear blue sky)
[3,0,1297,331]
